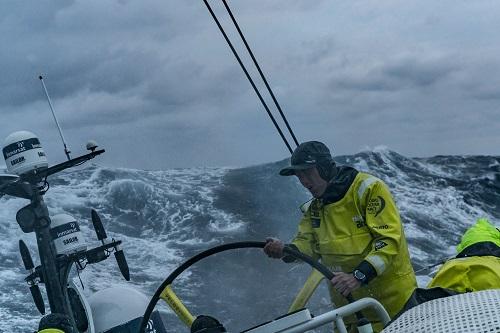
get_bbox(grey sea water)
[0,147,499,332]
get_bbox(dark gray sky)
[1,1,499,170]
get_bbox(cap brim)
[279,164,315,176]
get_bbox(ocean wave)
[0,151,499,332]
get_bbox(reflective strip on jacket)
[291,172,417,321]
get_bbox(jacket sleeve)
[356,179,403,280]
[289,213,320,261]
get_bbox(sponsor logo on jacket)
[367,196,386,217]
[352,215,366,228]
[375,240,388,250]
[310,200,322,228]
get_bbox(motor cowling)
[2,131,48,175]
[50,214,87,255]
[88,286,167,333]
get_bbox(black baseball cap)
[279,141,332,176]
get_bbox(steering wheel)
[138,241,364,333]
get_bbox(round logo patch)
[367,196,386,217]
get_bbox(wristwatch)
[353,269,367,284]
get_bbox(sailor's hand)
[263,237,284,258]
[330,272,362,297]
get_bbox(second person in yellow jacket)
[428,217,500,292]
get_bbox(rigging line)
[203,0,294,154]
[221,0,299,148]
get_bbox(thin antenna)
[38,75,71,160]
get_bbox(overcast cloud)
[1,0,499,170]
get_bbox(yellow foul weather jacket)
[428,217,500,292]
[291,171,417,324]
[428,256,500,292]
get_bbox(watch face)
[354,270,366,281]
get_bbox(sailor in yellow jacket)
[428,217,500,292]
[264,141,417,331]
